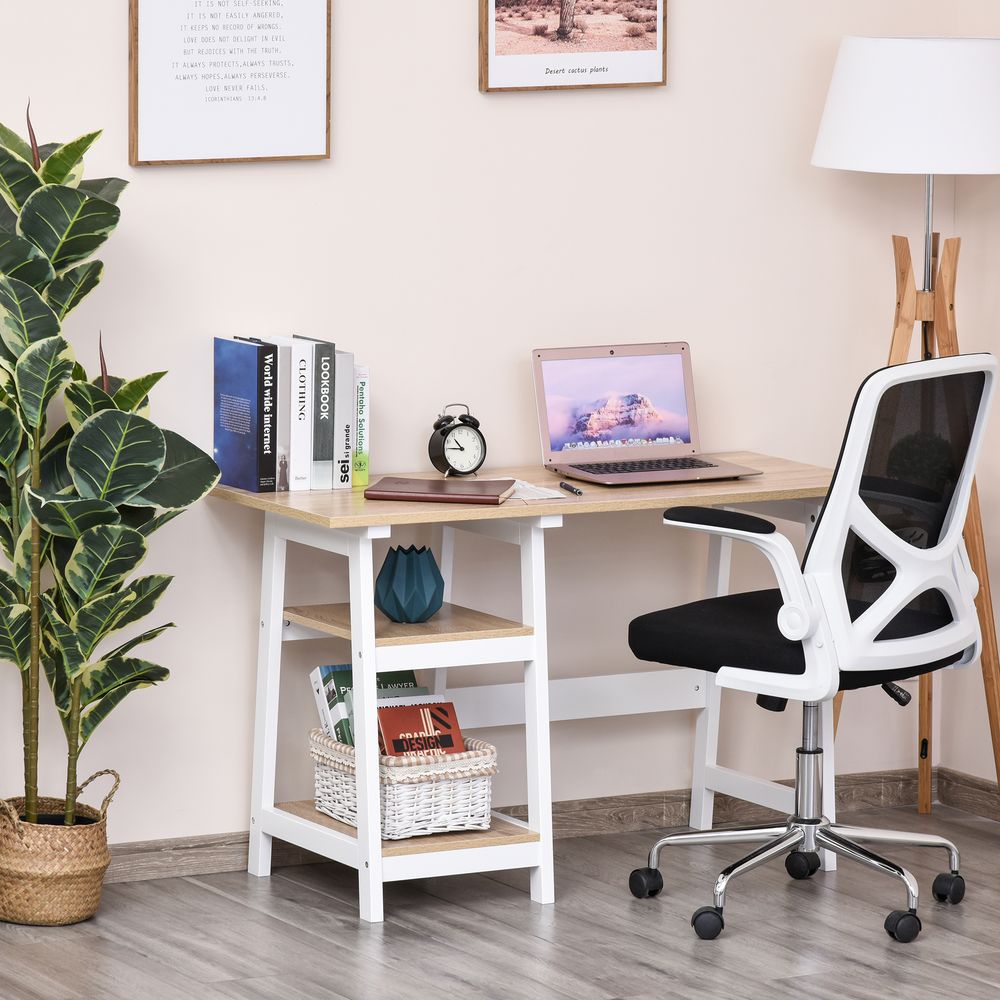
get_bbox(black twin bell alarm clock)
[428,403,487,476]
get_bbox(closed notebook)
[364,477,516,505]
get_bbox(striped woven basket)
[310,730,497,840]
[0,770,119,927]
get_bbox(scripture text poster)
[132,0,330,164]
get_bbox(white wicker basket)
[309,729,498,840]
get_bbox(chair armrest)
[662,506,815,642]
[662,505,837,701]
[664,506,776,534]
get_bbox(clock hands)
[448,441,466,452]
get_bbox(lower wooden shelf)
[275,800,539,857]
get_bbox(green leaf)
[39,421,73,493]
[0,565,21,604]
[40,131,102,185]
[14,335,74,429]
[104,623,173,660]
[0,125,33,165]
[0,602,30,670]
[113,371,166,413]
[119,506,183,537]
[0,233,55,290]
[64,524,147,603]
[114,574,172,630]
[0,397,22,466]
[77,178,128,205]
[79,655,168,707]
[43,261,103,321]
[0,146,42,213]
[68,410,165,505]
[41,593,85,681]
[0,276,61,361]
[64,380,115,432]
[71,590,137,658]
[130,430,220,510]
[93,373,124,397]
[79,669,168,746]
[12,520,31,591]
[27,488,121,539]
[17,185,120,272]
[0,200,15,234]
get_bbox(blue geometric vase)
[374,545,445,624]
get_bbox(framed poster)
[129,0,331,165]
[479,0,666,93]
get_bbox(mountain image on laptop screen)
[542,354,691,453]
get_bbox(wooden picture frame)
[129,0,331,166]
[479,0,666,93]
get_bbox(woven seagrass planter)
[0,771,119,927]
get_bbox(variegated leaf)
[0,275,61,362]
[0,565,21,604]
[114,574,172,630]
[64,380,115,432]
[40,131,102,186]
[0,233,55,290]
[0,146,41,213]
[17,185,119,272]
[80,670,168,746]
[119,506,183,538]
[71,589,137,658]
[112,371,166,413]
[67,410,165,505]
[76,178,127,205]
[14,335,74,429]
[27,488,120,539]
[41,592,85,681]
[0,602,30,670]
[39,421,74,493]
[43,261,103,321]
[64,524,147,603]
[130,430,220,510]
[0,124,33,165]
[104,623,174,660]
[0,397,23,466]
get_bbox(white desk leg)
[433,525,456,699]
[521,521,554,905]
[689,533,732,830]
[349,532,384,923]
[249,514,287,877]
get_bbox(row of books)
[213,335,370,493]
[310,665,466,758]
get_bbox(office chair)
[626,354,997,943]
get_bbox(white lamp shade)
[812,36,1000,174]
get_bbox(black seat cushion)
[628,589,963,692]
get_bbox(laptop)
[531,342,761,486]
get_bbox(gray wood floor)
[2,804,999,1000]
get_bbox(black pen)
[559,481,583,496]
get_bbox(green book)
[310,666,419,746]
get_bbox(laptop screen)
[539,352,692,455]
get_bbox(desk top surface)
[210,452,832,530]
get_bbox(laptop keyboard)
[569,457,718,474]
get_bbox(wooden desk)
[212,451,832,923]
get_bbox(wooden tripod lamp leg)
[933,238,1000,813]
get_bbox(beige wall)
[2,0,999,845]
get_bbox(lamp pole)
[922,173,935,359]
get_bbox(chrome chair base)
[629,703,966,942]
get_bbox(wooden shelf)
[283,602,533,646]
[275,801,539,857]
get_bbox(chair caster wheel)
[932,872,965,904]
[884,909,922,943]
[784,850,821,880]
[691,905,725,939]
[628,867,663,899]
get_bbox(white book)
[309,667,336,739]
[295,335,335,489]
[333,349,355,490]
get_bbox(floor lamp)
[812,35,1000,813]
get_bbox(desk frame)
[219,453,833,922]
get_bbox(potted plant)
[0,111,220,926]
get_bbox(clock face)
[444,424,485,474]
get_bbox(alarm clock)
[428,404,487,477]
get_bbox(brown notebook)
[364,477,517,505]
